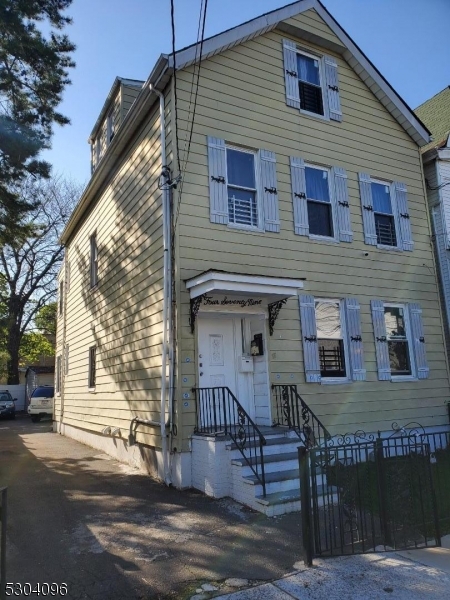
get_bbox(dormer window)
[107,109,115,143]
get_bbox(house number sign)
[202,295,263,308]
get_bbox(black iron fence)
[192,386,267,496]
[272,384,330,448]
[299,424,449,563]
[0,487,7,600]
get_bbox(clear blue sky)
[43,0,450,185]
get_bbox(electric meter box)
[239,355,254,373]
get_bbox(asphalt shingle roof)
[415,86,450,153]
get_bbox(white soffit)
[185,271,304,300]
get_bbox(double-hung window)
[315,300,347,379]
[88,346,96,389]
[59,281,64,316]
[383,304,412,376]
[107,109,115,143]
[290,159,353,242]
[283,40,342,122]
[371,300,429,380]
[297,52,324,116]
[359,174,413,251]
[226,147,258,228]
[56,355,62,394]
[372,180,397,247]
[207,136,280,233]
[306,166,333,238]
[90,233,98,288]
[299,295,366,384]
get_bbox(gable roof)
[170,0,430,147]
[61,0,430,244]
[415,86,450,153]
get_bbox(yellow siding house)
[55,0,450,515]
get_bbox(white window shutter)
[370,300,391,381]
[299,295,321,383]
[408,303,429,379]
[324,56,342,122]
[359,173,377,246]
[332,167,353,242]
[283,39,300,109]
[393,182,414,251]
[207,136,229,224]
[344,298,366,381]
[290,156,309,236]
[260,149,280,233]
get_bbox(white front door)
[197,317,254,419]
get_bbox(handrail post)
[299,447,313,566]
[0,487,7,600]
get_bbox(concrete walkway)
[212,541,450,599]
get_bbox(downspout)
[151,85,172,485]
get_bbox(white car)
[28,385,54,422]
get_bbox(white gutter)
[151,85,172,486]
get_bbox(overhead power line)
[170,0,181,176]
[174,0,208,229]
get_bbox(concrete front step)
[243,469,327,497]
[227,436,302,458]
[254,485,339,517]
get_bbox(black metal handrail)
[192,386,267,496]
[272,384,331,448]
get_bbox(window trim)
[88,345,96,390]
[305,164,337,242]
[225,144,263,232]
[90,233,98,289]
[315,298,350,383]
[383,302,416,381]
[296,48,329,121]
[370,177,401,251]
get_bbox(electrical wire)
[182,0,208,174]
[181,0,204,168]
[426,178,450,192]
[174,0,208,229]
[171,0,181,176]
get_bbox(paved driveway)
[0,417,302,599]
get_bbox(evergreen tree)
[0,0,75,242]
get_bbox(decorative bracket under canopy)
[268,298,288,336]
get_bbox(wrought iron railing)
[192,386,267,496]
[0,487,7,600]
[272,384,331,448]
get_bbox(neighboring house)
[415,87,450,356]
[55,0,450,516]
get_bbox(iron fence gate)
[300,426,445,562]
